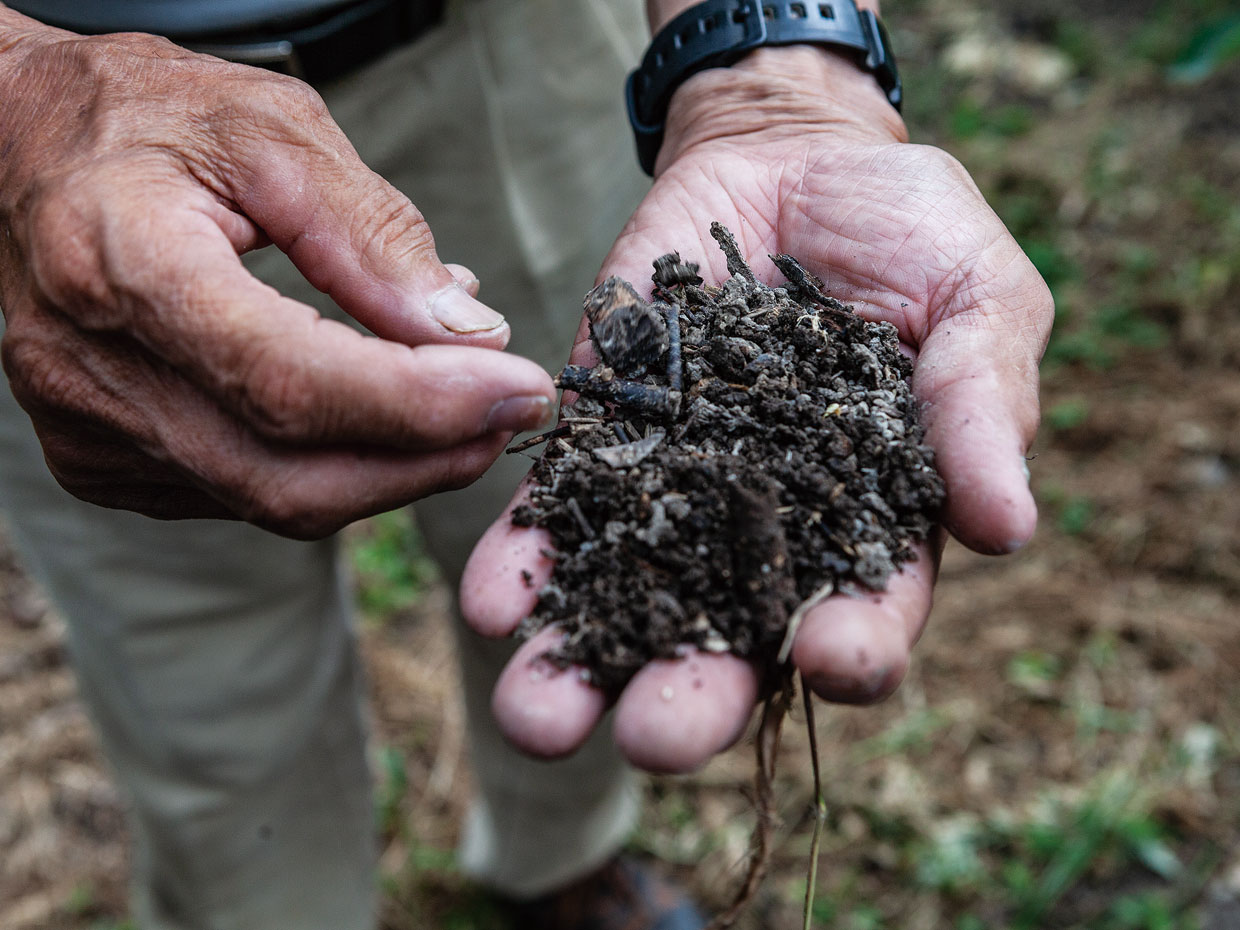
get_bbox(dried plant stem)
[778,579,834,665]
[801,676,827,930]
[706,682,793,930]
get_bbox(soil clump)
[511,224,944,692]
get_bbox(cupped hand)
[462,46,1053,771]
[0,12,555,538]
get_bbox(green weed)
[1007,650,1063,697]
[64,883,97,917]
[1129,0,1240,67]
[1007,776,1161,927]
[1058,496,1095,536]
[1104,891,1189,930]
[348,510,438,620]
[845,903,885,930]
[912,817,987,893]
[1049,18,1104,77]
[950,99,1035,140]
[851,707,951,762]
[374,744,409,837]
[1046,398,1090,431]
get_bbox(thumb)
[220,85,508,348]
[916,254,1053,553]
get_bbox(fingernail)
[1021,458,1032,484]
[486,395,554,433]
[430,284,505,333]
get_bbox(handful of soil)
[510,224,944,692]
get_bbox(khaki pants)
[0,0,651,926]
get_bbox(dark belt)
[178,0,443,84]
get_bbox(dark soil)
[510,224,944,692]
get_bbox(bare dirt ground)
[2,0,1238,927]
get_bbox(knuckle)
[38,34,184,109]
[106,31,184,61]
[352,179,436,264]
[268,78,332,122]
[235,78,336,144]
[22,176,114,314]
[200,74,338,158]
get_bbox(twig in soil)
[565,497,596,539]
[555,365,682,419]
[505,425,572,455]
[662,301,683,393]
[705,682,793,930]
[769,252,852,317]
[710,222,757,284]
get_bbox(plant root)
[705,679,794,930]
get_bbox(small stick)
[710,221,756,283]
[663,301,683,393]
[557,365,681,419]
[612,421,631,444]
[565,497,596,539]
[770,252,853,318]
[505,424,571,454]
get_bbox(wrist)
[631,0,904,175]
[659,42,907,170]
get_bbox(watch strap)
[626,0,902,175]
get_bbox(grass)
[1130,0,1240,71]
[778,738,1217,930]
[348,510,439,621]
[1045,398,1090,431]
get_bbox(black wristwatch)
[625,0,902,175]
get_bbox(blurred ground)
[2,0,1238,927]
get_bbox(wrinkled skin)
[0,14,556,539]
[463,47,1053,773]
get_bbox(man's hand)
[463,40,1052,771]
[0,9,555,538]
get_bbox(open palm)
[463,111,1052,774]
